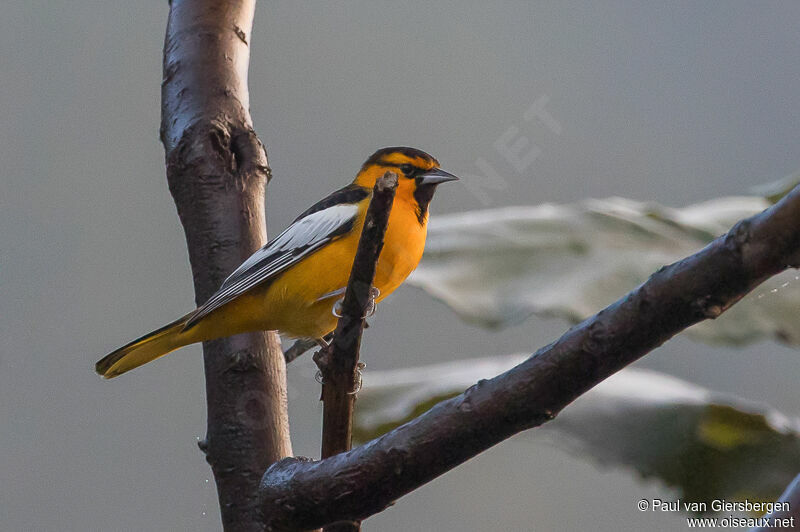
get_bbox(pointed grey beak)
[418,167,460,186]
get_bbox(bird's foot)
[331,286,380,319]
[364,287,380,317]
[348,361,367,395]
[314,361,365,393]
[332,299,344,318]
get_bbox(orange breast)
[252,194,428,339]
[373,195,427,301]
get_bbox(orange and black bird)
[95,147,458,378]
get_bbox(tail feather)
[95,314,193,379]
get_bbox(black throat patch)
[413,181,437,224]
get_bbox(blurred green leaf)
[412,177,800,345]
[356,356,800,513]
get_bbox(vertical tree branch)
[313,172,398,532]
[160,2,292,530]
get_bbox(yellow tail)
[95,313,195,379]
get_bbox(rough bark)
[161,2,291,530]
[259,186,800,531]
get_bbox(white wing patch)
[184,203,359,329]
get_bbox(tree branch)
[161,2,291,530]
[259,186,800,531]
[313,172,398,532]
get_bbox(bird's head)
[353,147,459,223]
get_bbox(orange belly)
[254,196,428,339]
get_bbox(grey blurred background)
[2,2,799,530]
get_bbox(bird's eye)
[399,164,414,176]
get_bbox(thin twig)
[284,338,320,364]
[313,172,398,532]
[259,185,800,531]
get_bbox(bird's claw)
[315,361,366,395]
[332,299,344,318]
[331,287,380,319]
[348,362,367,395]
[364,287,380,317]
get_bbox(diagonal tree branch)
[161,1,291,530]
[259,186,800,531]
[751,473,800,531]
[314,172,398,532]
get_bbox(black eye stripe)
[399,164,415,176]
